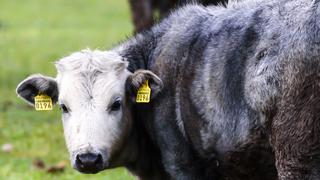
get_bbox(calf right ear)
[126,70,163,103]
[16,74,59,106]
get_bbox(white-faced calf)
[16,50,163,174]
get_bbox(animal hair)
[55,49,128,75]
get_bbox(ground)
[0,0,135,179]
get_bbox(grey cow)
[16,0,320,179]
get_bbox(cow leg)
[128,0,154,34]
[271,127,319,180]
[151,96,207,180]
[271,72,320,180]
[157,0,177,19]
[272,128,320,180]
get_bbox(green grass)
[0,0,135,179]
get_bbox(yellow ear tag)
[136,80,151,103]
[34,93,53,111]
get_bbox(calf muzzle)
[75,152,104,174]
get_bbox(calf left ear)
[16,74,59,106]
[126,70,163,102]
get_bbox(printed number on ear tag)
[136,80,151,103]
[34,93,53,111]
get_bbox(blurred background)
[0,0,134,179]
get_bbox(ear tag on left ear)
[136,80,151,103]
[34,93,53,111]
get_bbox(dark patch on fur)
[125,102,170,179]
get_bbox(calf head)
[16,49,163,174]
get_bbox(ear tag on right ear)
[136,80,151,103]
[34,93,53,111]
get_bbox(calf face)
[16,49,163,174]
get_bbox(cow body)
[118,0,320,179]
[17,0,320,179]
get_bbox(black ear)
[16,74,59,106]
[126,70,163,102]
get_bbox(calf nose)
[75,153,103,173]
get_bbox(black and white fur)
[17,0,320,179]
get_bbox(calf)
[16,0,320,179]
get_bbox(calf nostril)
[76,153,103,167]
[96,154,102,164]
[76,154,84,167]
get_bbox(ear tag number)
[136,80,151,103]
[34,93,53,111]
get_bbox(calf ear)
[16,74,58,106]
[126,70,163,102]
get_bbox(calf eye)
[110,100,122,111]
[59,104,69,113]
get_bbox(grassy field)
[0,0,135,179]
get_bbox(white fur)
[55,49,132,159]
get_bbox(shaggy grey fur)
[117,0,320,179]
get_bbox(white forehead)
[55,49,127,73]
[55,49,130,104]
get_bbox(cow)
[129,0,227,33]
[16,0,320,179]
